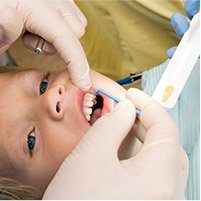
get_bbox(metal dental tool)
[94,89,141,116]
[35,37,45,54]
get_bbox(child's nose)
[42,85,65,121]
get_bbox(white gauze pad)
[152,12,200,109]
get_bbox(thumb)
[0,7,23,55]
[77,99,136,159]
[126,88,179,145]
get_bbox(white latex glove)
[0,0,91,90]
[43,88,188,200]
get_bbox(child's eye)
[40,77,49,95]
[27,131,36,152]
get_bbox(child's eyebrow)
[20,69,48,96]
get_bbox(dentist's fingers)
[171,13,189,38]
[18,1,91,90]
[131,119,146,143]
[126,88,179,145]
[185,0,200,20]
[125,89,186,174]
[22,32,57,55]
[0,7,23,55]
[68,0,88,28]
[79,99,136,159]
[54,0,86,38]
[167,46,177,58]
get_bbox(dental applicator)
[93,89,141,116]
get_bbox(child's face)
[0,68,125,192]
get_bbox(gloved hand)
[0,0,91,90]
[43,88,188,199]
[167,0,200,58]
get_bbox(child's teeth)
[83,93,97,122]
[83,107,92,115]
[85,114,91,121]
[83,93,97,107]
[84,93,95,100]
[84,100,94,107]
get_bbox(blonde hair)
[0,177,42,200]
[0,66,42,199]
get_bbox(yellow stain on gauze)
[162,85,174,102]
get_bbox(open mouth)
[82,89,115,126]
[82,92,105,125]
[90,95,103,125]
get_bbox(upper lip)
[75,89,89,122]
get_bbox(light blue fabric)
[141,59,200,200]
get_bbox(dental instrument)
[94,89,141,116]
[116,73,142,86]
[35,37,45,54]
[94,89,120,103]
[152,11,200,109]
